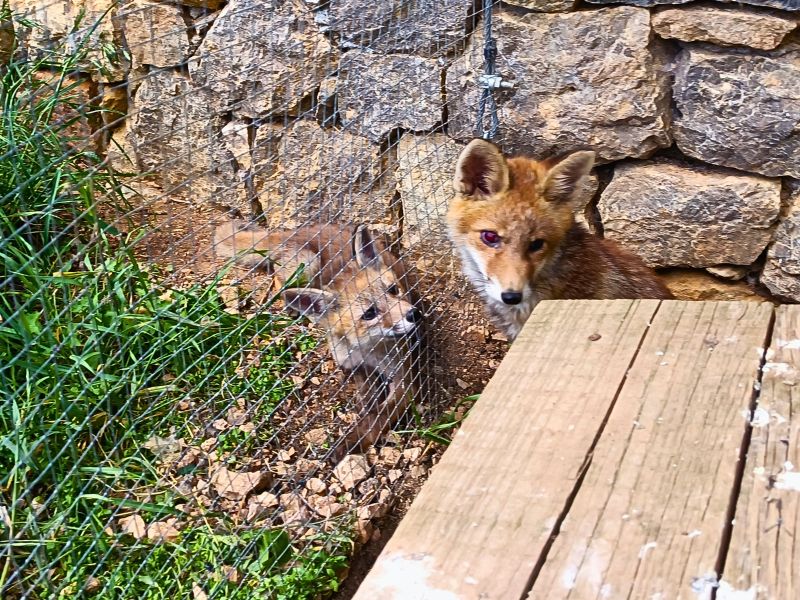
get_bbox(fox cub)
[448,139,672,341]
[213,220,424,454]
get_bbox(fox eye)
[528,239,544,253]
[361,306,378,321]
[480,230,500,248]
[387,284,399,296]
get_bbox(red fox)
[213,220,424,454]
[448,139,672,341]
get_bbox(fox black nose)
[405,308,423,323]
[501,291,523,305]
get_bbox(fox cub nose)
[501,291,523,305]
[405,308,423,323]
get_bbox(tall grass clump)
[0,10,346,599]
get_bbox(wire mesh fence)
[0,0,510,598]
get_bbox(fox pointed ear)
[543,150,595,205]
[353,224,383,269]
[453,139,510,198]
[282,288,337,322]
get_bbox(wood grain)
[528,301,773,600]
[353,299,659,600]
[724,305,799,599]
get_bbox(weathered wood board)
[353,299,660,599]
[724,305,799,600]
[529,301,772,599]
[353,300,779,600]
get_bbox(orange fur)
[448,139,672,340]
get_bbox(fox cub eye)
[528,239,544,252]
[480,230,501,248]
[387,284,399,296]
[361,306,378,320]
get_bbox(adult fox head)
[282,225,422,359]
[448,139,595,308]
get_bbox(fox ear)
[453,139,510,198]
[282,288,337,322]
[353,224,385,269]
[543,150,595,205]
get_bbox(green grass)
[0,10,346,600]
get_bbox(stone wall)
[11,0,800,302]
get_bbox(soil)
[114,179,508,595]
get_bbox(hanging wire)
[475,0,511,141]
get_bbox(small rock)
[357,477,380,497]
[83,576,101,595]
[210,466,271,501]
[313,497,346,518]
[146,520,181,542]
[334,454,370,490]
[365,446,379,466]
[246,491,280,521]
[306,478,327,494]
[662,270,763,302]
[388,469,403,483]
[276,449,295,462]
[762,182,800,301]
[370,527,382,542]
[192,584,208,600]
[357,504,383,521]
[455,378,469,390]
[706,265,749,281]
[410,465,428,478]
[588,333,602,342]
[379,447,402,465]
[200,438,217,452]
[226,405,248,426]
[304,428,328,446]
[211,419,230,432]
[221,565,241,584]
[355,519,374,544]
[280,493,311,524]
[119,515,147,539]
[295,458,323,474]
[403,447,423,463]
[142,435,183,462]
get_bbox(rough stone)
[333,454,370,490]
[336,51,442,143]
[762,182,800,301]
[100,83,128,131]
[210,466,271,501]
[598,160,781,268]
[0,15,14,65]
[10,0,128,81]
[505,0,575,10]
[127,69,241,207]
[189,0,338,118]
[30,72,101,150]
[446,7,671,161]
[328,0,472,56]
[662,270,764,302]
[121,0,191,69]
[706,265,749,281]
[652,5,796,50]
[253,120,393,228]
[395,134,462,248]
[673,46,800,178]
[163,0,224,8]
[586,0,800,11]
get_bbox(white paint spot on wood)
[774,472,800,491]
[686,529,702,538]
[690,572,718,599]
[599,583,613,598]
[783,461,795,472]
[357,552,462,600]
[777,338,800,349]
[749,407,770,427]
[464,576,478,585]
[715,581,756,600]
[638,541,657,559]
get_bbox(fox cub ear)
[453,139,510,198]
[352,224,389,270]
[282,288,337,322]
[543,150,596,205]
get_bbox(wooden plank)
[353,299,660,600]
[724,305,799,599]
[528,301,773,600]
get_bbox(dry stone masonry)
[13,0,800,301]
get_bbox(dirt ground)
[112,181,508,594]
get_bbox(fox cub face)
[447,139,595,308]
[283,226,421,357]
